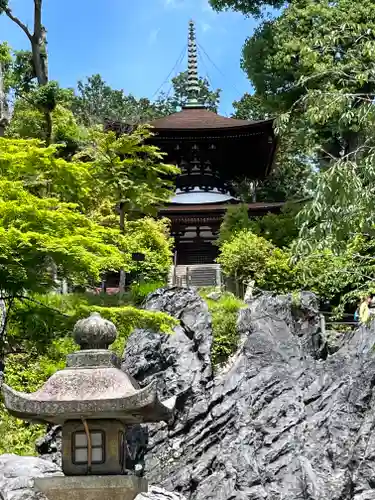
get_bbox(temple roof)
[0,312,173,425]
[170,188,237,204]
[150,108,270,131]
[160,200,284,213]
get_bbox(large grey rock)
[0,455,186,500]
[122,287,213,399]
[123,289,375,500]
[0,454,61,500]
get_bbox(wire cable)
[197,45,231,116]
[151,44,187,99]
[197,46,214,90]
[197,41,243,97]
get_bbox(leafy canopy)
[217,229,294,293]
[209,0,284,17]
[158,71,221,114]
[0,179,125,295]
[0,131,176,295]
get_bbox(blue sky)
[0,0,259,115]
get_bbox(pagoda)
[147,21,281,267]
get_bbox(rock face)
[0,454,61,500]
[3,287,375,500]
[123,287,213,400]
[123,289,375,500]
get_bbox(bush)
[201,290,244,366]
[0,337,76,456]
[249,202,300,248]
[130,281,165,305]
[217,204,252,247]
[217,230,295,293]
[120,218,173,282]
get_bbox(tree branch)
[4,7,32,42]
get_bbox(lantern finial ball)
[73,312,117,350]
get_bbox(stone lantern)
[0,312,173,500]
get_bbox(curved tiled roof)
[150,107,269,130]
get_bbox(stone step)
[169,264,222,288]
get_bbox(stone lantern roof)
[0,312,173,425]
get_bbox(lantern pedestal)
[35,475,148,500]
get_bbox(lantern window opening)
[72,430,105,465]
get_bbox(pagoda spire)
[184,20,205,109]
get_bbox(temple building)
[105,21,281,288]
[148,21,281,269]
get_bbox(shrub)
[249,202,300,248]
[130,281,165,305]
[217,229,295,293]
[217,204,252,246]
[201,290,244,366]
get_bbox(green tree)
[217,229,294,292]
[0,178,125,296]
[215,0,375,252]
[158,70,221,113]
[80,127,179,228]
[73,74,163,127]
[0,133,176,295]
[249,202,300,248]
[73,71,221,128]
[0,1,68,144]
[217,204,252,246]
[209,0,284,17]
[7,100,86,155]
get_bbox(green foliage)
[7,102,86,154]
[6,292,177,356]
[217,204,252,246]
[294,249,353,303]
[80,127,179,216]
[0,181,126,295]
[10,50,36,94]
[217,229,294,293]
[73,74,163,127]
[249,203,300,248]
[73,71,221,128]
[130,281,165,306]
[201,290,244,365]
[158,71,221,113]
[294,236,375,310]
[209,0,284,17]
[0,135,174,295]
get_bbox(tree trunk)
[44,110,52,145]
[31,41,48,86]
[0,62,9,137]
[31,0,48,86]
[4,0,50,140]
